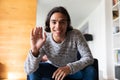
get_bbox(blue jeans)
[28,63,96,80]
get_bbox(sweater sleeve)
[67,30,94,74]
[24,50,44,75]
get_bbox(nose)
[56,22,61,29]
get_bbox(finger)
[37,27,42,34]
[55,70,62,80]
[39,27,43,38]
[43,32,47,41]
[30,28,34,40]
[39,27,42,34]
[52,70,57,79]
[57,71,64,80]
[60,73,66,80]
[35,27,39,35]
[52,69,60,79]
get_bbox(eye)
[60,21,65,24]
[59,20,67,25]
[52,21,56,24]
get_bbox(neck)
[52,35,65,43]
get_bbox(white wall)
[105,0,114,79]
[88,1,107,79]
[78,0,114,79]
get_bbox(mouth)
[54,30,61,34]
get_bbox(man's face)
[50,12,67,38]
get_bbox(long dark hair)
[45,6,73,32]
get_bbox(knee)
[28,72,42,80]
[82,66,97,80]
[28,73,37,80]
[83,65,97,77]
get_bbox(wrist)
[66,65,71,74]
[66,64,72,74]
[31,49,39,57]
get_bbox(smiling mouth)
[54,30,61,33]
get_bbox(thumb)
[43,32,47,41]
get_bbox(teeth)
[56,31,60,32]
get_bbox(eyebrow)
[50,19,67,21]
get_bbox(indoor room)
[0,0,120,80]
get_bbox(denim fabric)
[28,62,96,80]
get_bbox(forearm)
[67,54,94,74]
[24,50,42,74]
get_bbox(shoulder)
[67,29,85,42]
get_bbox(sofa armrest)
[92,58,99,80]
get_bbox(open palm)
[30,27,46,55]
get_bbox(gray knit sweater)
[24,29,94,75]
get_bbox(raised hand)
[30,27,46,57]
